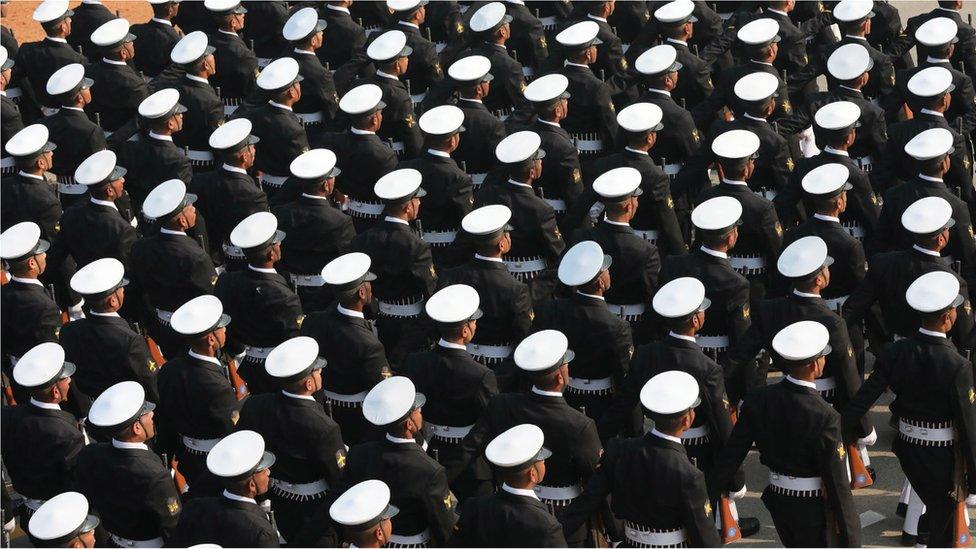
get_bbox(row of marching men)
[5,216,976,548]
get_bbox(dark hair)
[717,157,750,177]
[474,233,505,256]
[701,230,732,249]
[650,412,686,432]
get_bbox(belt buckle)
[921,428,929,436]
[514,261,523,269]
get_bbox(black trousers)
[894,438,956,548]
[762,489,827,547]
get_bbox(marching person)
[190,118,269,269]
[0,45,22,177]
[204,0,256,117]
[237,336,347,543]
[155,294,239,498]
[325,83,398,233]
[300,252,389,446]
[444,56,505,191]
[338,376,458,546]
[16,0,86,115]
[131,0,183,79]
[476,131,565,308]
[41,63,104,205]
[245,57,309,198]
[128,179,216,358]
[658,197,752,404]
[317,0,367,71]
[171,31,223,172]
[445,330,601,546]
[559,371,722,547]
[351,169,436,365]
[0,222,61,375]
[532,240,632,424]
[568,168,660,343]
[86,18,149,135]
[118,89,193,212]
[399,104,473,267]
[215,212,303,395]
[61,258,158,407]
[59,150,138,268]
[707,321,860,547]
[171,430,280,547]
[438,205,533,388]
[400,284,498,500]
[283,7,340,130]
[328,480,399,549]
[66,0,112,62]
[271,149,353,314]
[27,492,99,549]
[844,271,976,548]
[75,381,182,547]
[2,343,85,534]
[387,0,443,106]
[451,424,567,547]
[556,20,618,157]
[356,30,423,158]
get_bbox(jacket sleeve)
[511,281,534,344]
[680,469,722,548]
[411,239,438,297]
[597,347,646,440]
[558,441,616,537]
[820,414,860,548]
[539,208,567,263]
[127,333,160,404]
[425,466,459,545]
[148,468,183,543]
[828,322,872,438]
[952,362,976,494]
[706,400,755,501]
[840,346,891,439]
[315,423,348,487]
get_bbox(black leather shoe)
[739,517,761,538]
[901,532,917,546]
[896,502,908,517]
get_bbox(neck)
[673,324,697,337]
[790,366,818,382]
[341,299,365,313]
[580,285,604,297]
[606,212,631,224]
[93,305,117,314]
[921,323,949,334]
[389,428,414,440]
[797,285,821,295]
[252,261,275,270]
[628,141,651,152]
[507,475,536,490]
[226,486,255,500]
[818,208,842,218]
[190,342,217,357]
[661,426,685,438]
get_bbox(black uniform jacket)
[452,487,567,547]
[1,402,84,500]
[172,494,279,548]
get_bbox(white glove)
[3,517,14,534]
[858,428,878,447]
[68,300,86,321]
[731,484,747,501]
[966,493,976,507]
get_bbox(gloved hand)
[731,484,747,501]
[858,428,878,447]
[966,493,976,507]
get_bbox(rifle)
[133,322,167,368]
[953,439,972,547]
[1,508,8,549]
[163,452,188,494]
[48,284,69,325]
[223,353,249,400]
[847,442,873,489]
[719,496,741,543]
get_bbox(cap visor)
[328,167,342,178]
[593,37,604,46]
[633,187,644,197]
[536,445,553,461]
[36,238,52,255]
[413,392,427,410]
[470,308,484,321]
[953,294,966,308]
[315,20,327,32]
[81,77,95,90]
[43,141,58,153]
[415,187,428,198]
[247,134,260,146]
[1,60,13,70]
[61,360,77,378]
[503,14,514,24]
[563,349,576,363]
[311,356,327,370]
[256,450,276,471]
[364,271,378,282]
[699,296,712,312]
[483,73,495,82]
[185,193,199,207]
[110,165,127,181]
[824,256,835,268]
[401,45,414,57]
[535,148,546,160]
[233,5,247,14]
[688,15,699,23]
[947,218,957,230]
[273,229,286,244]
[842,182,853,191]
[175,103,189,115]
[601,254,612,271]
[141,399,157,415]
[216,313,232,329]
[79,514,100,534]
[205,45,217,57]
[383,504,400,521]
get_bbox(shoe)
[901,532,916,546]
[868,466,877,483]
[896,502,908,517]
[739,517,760,538]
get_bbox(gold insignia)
[519,80,527,92]
[837,443,846,460]
[54,326,60,338]
[210,275,218,286]
[444,494,453,509]
[296,315,305,328]
[529,309,535,321]
[786,158,795,171]
[405,114,416,128]
[774,222,783,237]
[433,62,442,76]
[54,222,61,234]
[430,264,437,279]
[539,36,547,50]
[969,226,975,240]
[554,226,562,240]
[620,58,628,70]
[847,346,854,358]
[742,306,750,319]
[870,194,877,205]
[722,397,730,410]
[336,450,347,469]
[456,22,465,34]
[231,410,240,425]
[332,92,339,103]
[966,301,972,315]
[969,388,975,404]
[965,157,972,171]
[381,366,393,379]
[705,77,714,90]
[572,169,582,183]
[692,129,701,143]
[628,345,634,359]
[667,196,674,209]
[643,10,650,21]
[608,100,615,112]
[888,73,895,85]
[704,501,712,516]
[148,360,158,373]
[819,2,826,12]
[166,497,180,515]
[802,54,809,65]
[781,100,792,113]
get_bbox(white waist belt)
[814,376,837,393]
[504,257,546,273]
[544,197,567,212]
[290,273,326,287]
[389,530,430,545]
[824,295,849,312]
[410,92,427,104]
[842,221,865,239]
[182,434,219,453]
[108,533,165,548]
[426,422,473,440]
[466,342,513,359]
[222,242,245,259]
[681,424,709,440]
[388,140,405,153]
[534,483,582,501]
[697,335,729,349]
[573,136,604,152]
[378,299,424,317]
[271,477,328,497]
[607,303,646,317]
[323,389,368,404]
[186,149,214,162]
[257,57,272,68]
[223,104,239,116]
[854,155,872,169]
[421,230,458,245]
[522,66,535,78]
[259,174,288,188]
[729,255,766,271]
[634,229,659,242]
[769,472,823,492]
[296,111,324,124]
[538,15,558,28]
[155,308,174,325]
[348,199,385,216]
[0,156,14,169]
[245,345,275,360]
[59,182,88,195]
[434,41,446,53]
[663,163,682,176]
[470,172,487,186]
[567,376,612,392]
[898,420,955,443]
[757,188,778,201]
[624,526,687,547]
[5,87,21,99]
